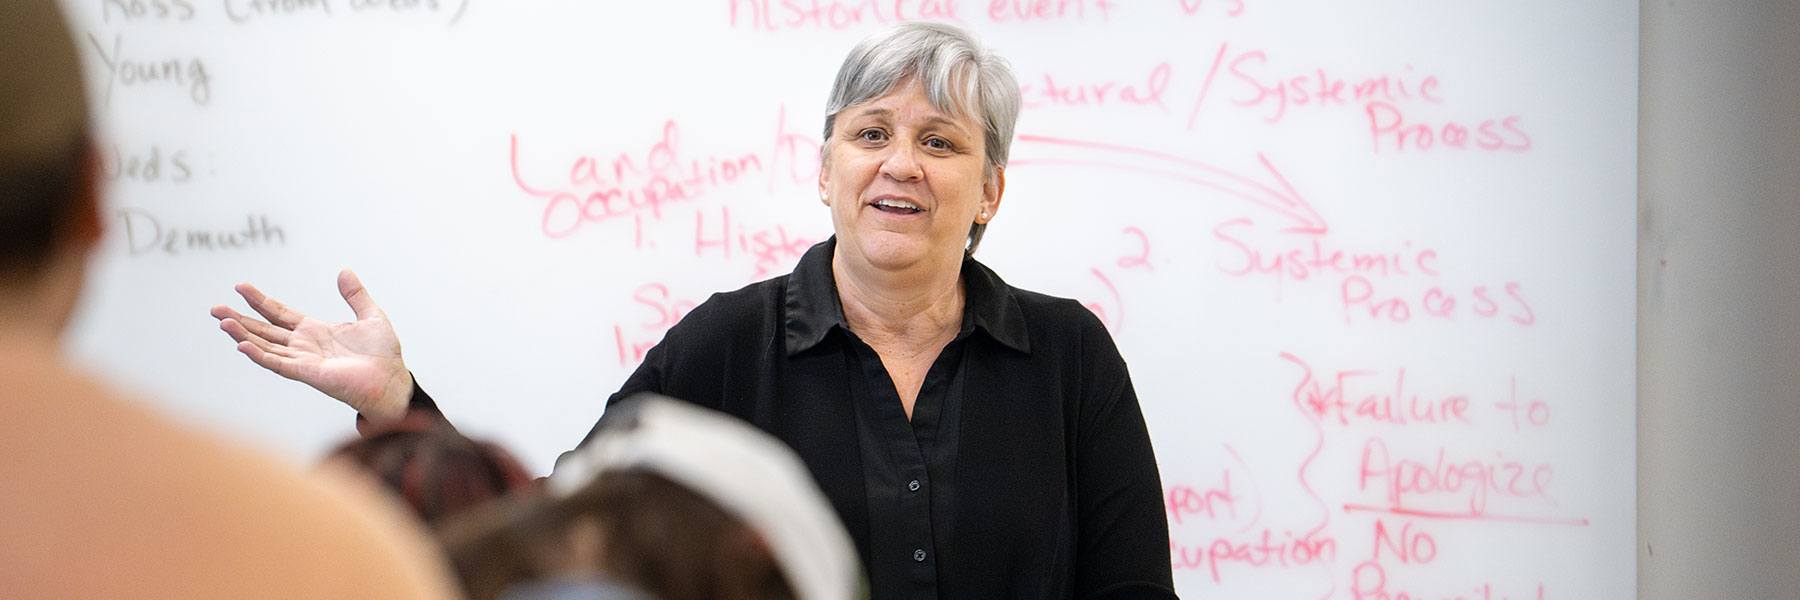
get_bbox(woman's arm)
[1075,325,1179,599]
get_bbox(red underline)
[1342,503,1591,527]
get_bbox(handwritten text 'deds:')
[101,144,198,185]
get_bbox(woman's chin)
[850,234,943,272]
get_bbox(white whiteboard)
[60,1,1637,597]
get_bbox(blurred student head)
[327,412,537,528]
[441,395,863,600]
[2,9,461,598]
[0,1,101,337]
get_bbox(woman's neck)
[831,249,965,351]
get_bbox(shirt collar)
[784,237,1031,356]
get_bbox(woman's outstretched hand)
[210,269,412,424]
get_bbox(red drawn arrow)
[1010,134,1328,234]
[1341,503,1591,527]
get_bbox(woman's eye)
[924,137,954,151]
[858,129,888,142]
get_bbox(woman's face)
[820,78,1003,275]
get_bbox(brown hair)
[2,1,95,282]
[442,470,796,600]
[326,414,535,527]
[0,134,89,280]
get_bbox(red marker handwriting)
[510,111,819,240]
[1214,222,1436,283]
[1228,50,1443,124]
[1357,438,1558,516]
[1367,102,1531,154]
[988,0,1115,22]
[1082,227,1159,331]
[1342,278,1536,326]
[1170,528,1337,584]
[510,122,762,239]
[1021,63,1171,112]
[613,283,699,368]
[1178,0,1244,17]
[1167,474,1239,526]
[728,0,960,32]
[1118,226,1154,271]
[1351,562,1548,600]
[694,206,819,280]
[1370,519,1437,565]
[1281,353,1474,429]
[1012,135,1327,234]
[1494,376,1552,433]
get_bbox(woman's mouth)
[872,198,924,215]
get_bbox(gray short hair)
[822,22,1021,255]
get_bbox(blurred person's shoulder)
[0,343,458,600]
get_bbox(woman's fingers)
[237,341,307,381]
[220,319,298,359]
[337,269,384,321]
[234,282,306,330]
[211,305,293,346]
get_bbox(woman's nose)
[879,142,924,182]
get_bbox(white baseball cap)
[550,394,864,600]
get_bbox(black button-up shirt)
[793,245,1005,598]
[410,238,1177,599]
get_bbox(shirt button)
[913,549,927,562]
[908,479,921,492]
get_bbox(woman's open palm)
[210,269,412,423]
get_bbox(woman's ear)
[978,166,1005,223]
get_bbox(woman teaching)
[213,22,1177,600]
